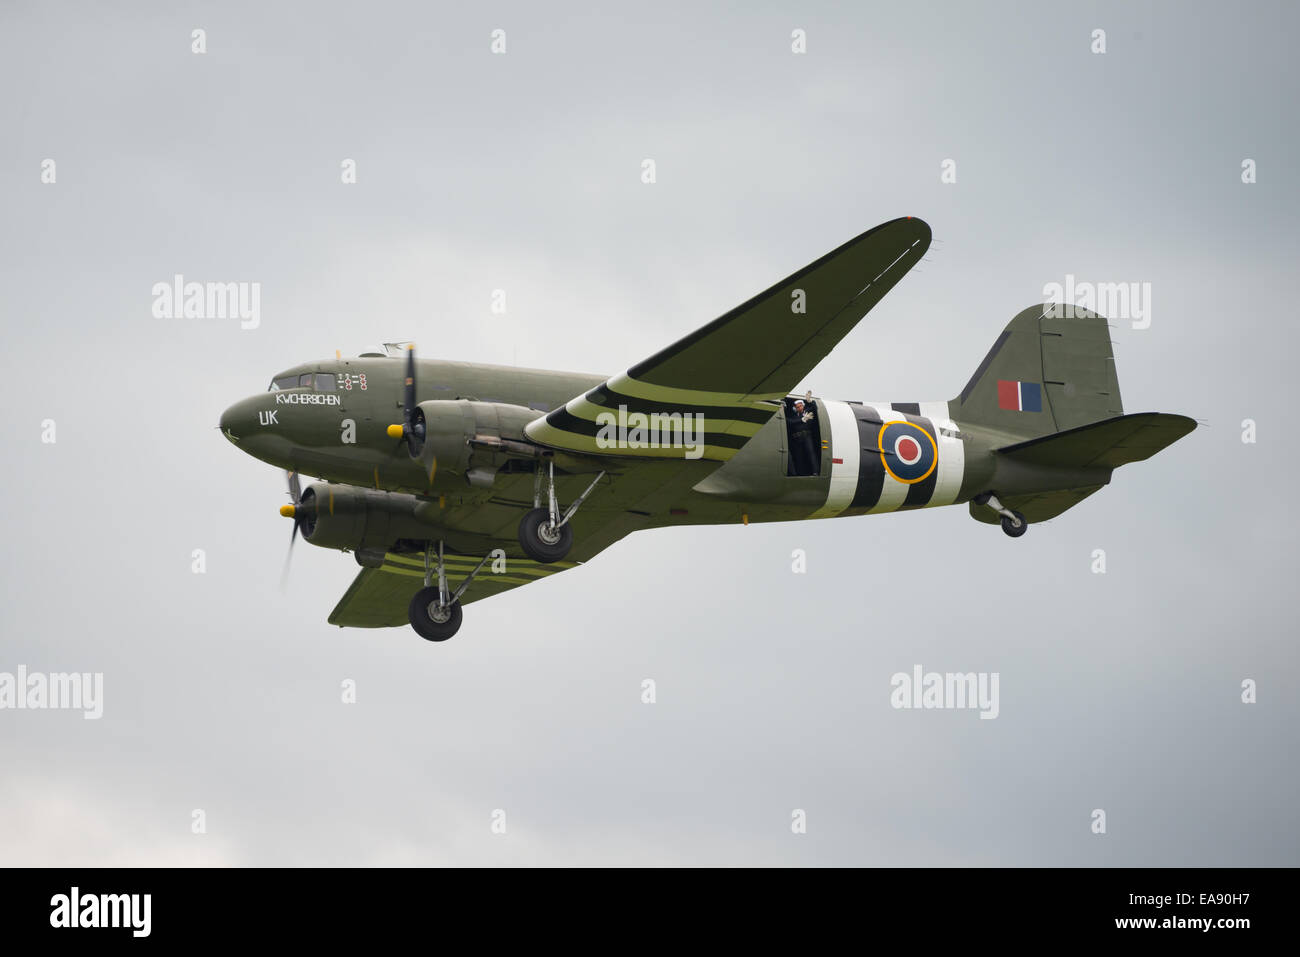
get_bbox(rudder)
[952,304,1123,437]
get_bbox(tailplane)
[968,411,1197,527]
[995,412,1197,469]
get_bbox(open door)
[783,396,822,476]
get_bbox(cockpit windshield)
[268,373,338,392]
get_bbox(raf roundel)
[879,420,938,484]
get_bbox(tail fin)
[952,304,1122,437]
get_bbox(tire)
[1000,510,1028,538]
[408,586,462,641]
[518,507,573,563]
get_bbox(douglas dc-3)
[219,217,1195,641]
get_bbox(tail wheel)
[518,507,573,563]
[1000,510,1028,538]
[408,586,462,641]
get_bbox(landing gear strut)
[518,460,605,563]
[407,541,492,641]
[975,492,1028,538]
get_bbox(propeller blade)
[280,470,303,591]
[403,344,416,430]
[279,522,298,592]
[399,344,426,456]
[385,345,423,453]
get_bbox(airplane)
[219,216,1195,642]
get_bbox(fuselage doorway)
[784,396,822,477]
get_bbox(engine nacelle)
[411,399,542,481]
[298,482,435,552]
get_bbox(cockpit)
[268,373,338,392]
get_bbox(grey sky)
[1,0,1296,865]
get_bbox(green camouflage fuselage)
[219,354,1098,560]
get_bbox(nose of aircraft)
[219,394,296,469]
[219,396,256,444]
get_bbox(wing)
[327,458,706,628]
[525,217,931,461]
[328,552,579,627]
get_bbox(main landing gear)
[517,460,605,563]
[974,492,1028,538]
[407,541,493,642]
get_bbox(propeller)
[279,470,306,589]
[385,343,425,456]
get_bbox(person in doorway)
[788,398,817,476]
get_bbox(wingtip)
[898,215,932,243]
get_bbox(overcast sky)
[1,0,1296,866]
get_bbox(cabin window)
[314,374,337,391]
[269,375,299,391]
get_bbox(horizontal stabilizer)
[995,412,1196,469]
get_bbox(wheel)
[1000,510,1028,538]
[517,507,573,563]
[408,586,462,641]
